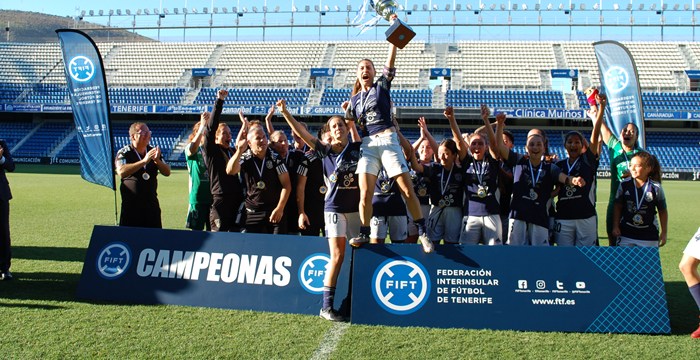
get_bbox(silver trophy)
[355,0,416,48]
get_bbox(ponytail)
[351,79,362,97]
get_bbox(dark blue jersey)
[314,141,362,214]
[506,151,562,228]
[555,151,599,220]
[345,67,395,137]
[410,165,431,206]
[615,178,667,241]
[498,160,514,217]
[463,154,501,216]
[372,170,407,217]
[422,163,465,209]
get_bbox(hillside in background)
[0,10,153,43]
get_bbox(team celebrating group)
[112,42,700,336]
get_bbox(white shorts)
[427,206,463,244]
[407,204,431,236]
[683,227,700,260]
[459,215,469,242]
[554,216,597,247]
[617,236,659,247]
[324,211,361,240]
[500,214,509,244]
[371,215,408,242]
[507,219,550,246]
[460,214,503,246]
[356,131,409,178]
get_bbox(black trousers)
[299,210,325,237]
[0,200,11,272]
[244,209,287,235]
[210,196,243,232]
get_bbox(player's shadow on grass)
[0,301,66,310]
[13,246,86,262]
[665,281,700,336]
[0,271,81,302]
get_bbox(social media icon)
[576,281,586,289]
[536,280,546,289]
[556,281,564,290]
[518,280,527,289]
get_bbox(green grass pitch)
[1,165,699,358]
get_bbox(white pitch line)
[309,321,350,360]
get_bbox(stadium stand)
[446,89,565,108]
[219,42,326,87]
[0,41,698,106]
[194,88,310,106]
[0,40,699,172]
[320,88,432,107]
[446,41,557,89]
[109,87,187,105]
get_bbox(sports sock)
[414,218,427,237]
[322,286,336,310]
[689,283,700,310]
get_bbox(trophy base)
[385,19,416,49]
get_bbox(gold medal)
[477,185,487,198]
[319,185,328,194]
[417,187,427,197]
[380,181,391,193]
[142,172,150,181]
[256,181,266,190]
[329,173,338,183]
[632,213,643,225]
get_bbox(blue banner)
[42,104,73,112]
[3,104,42,112]
[56,29,115,190]
[77,226,352,316]
[430,68,452,77]
[594,41,646,149]
[550,69,579,78]
[351,245,669,333]
[310,68,336,77]
[494,108,586,120]
[192,68,216,77]
[685,70,700,80]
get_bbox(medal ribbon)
[474,158,487,185]
[331,142,350,179]
[634,180,650,212]
[133,146,150,173]
[566,157,580,176]
[358,90,371,126]
[381,168,396,191]
[528,159,543,190]
[440,166,454,196]
[253,155,267,180]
